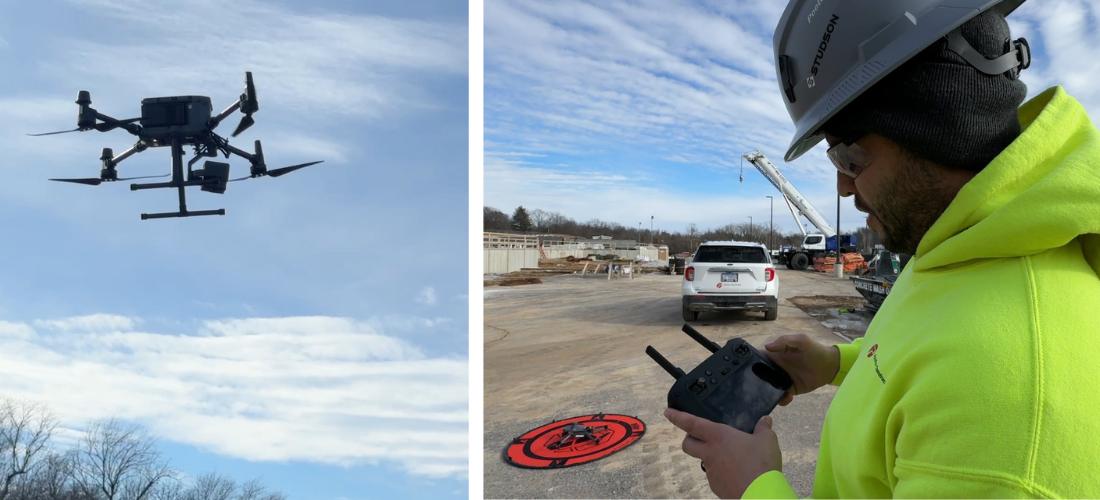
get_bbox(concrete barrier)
[542,244,661,261]
[484,248,539,274]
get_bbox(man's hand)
[665,408,781,499]
[764,334,840,406]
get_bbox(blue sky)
[484,0,1100,237]
[0,1,466,498]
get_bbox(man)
[666,0,1100,497]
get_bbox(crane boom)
[780,195,807,237]
[742,151,835,238]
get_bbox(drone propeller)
[268,161,323,177]
[49,174,168,186]
[48,177,102,185]
[231,114,254,137]
[28,118,140,137]
[231,71,259,137]
[229,161,323,181]
[27,128,81,137]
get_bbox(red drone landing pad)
[503,413,646,469]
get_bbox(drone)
[30,72,323,219]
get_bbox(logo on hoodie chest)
[867,343,886,384]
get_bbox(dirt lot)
[484,270,869,499]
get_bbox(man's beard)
[866,154,956,255]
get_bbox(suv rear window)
[693,246,768,263]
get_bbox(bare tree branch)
[0,399,56,500]
[0,400,283,500]
[184,473,235,500]
[73,420,173,500]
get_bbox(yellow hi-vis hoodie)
[746,86,1100,498]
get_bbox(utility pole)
[650,215,654,245]
[766,195,774,250]
[747,216,753,242]
[638,222,642,244]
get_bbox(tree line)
[485,206,881,254]
[0,399,284,500]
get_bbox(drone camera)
[195,161,230,194]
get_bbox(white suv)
[682,241,778,322]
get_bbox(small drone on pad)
[30,72,323,219]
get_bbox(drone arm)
[92,110,142,135]
[110,142,146,166]
[208,101,241,130]
[223,143,254,162]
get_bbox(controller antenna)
[681,324,721,353]
[645,346,685,379]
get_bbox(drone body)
[139,96,214,143]
[33,72,323,219]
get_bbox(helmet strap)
[945,29,1031,79]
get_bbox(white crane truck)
[741,151,857,270]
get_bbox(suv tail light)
[765,268,775,282]
[685,266,695,281]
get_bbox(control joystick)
[646,324,793,433]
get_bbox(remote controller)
[646,324,793,433]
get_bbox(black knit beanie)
[825,9,1028,172]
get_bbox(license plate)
[721,272,738,283]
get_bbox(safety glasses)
[826,140,872,178]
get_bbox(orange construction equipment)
[813,253,867,273]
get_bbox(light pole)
[747,216,753,242]
[836,191,843,278]
[650,215,654,245]
[766,195,774,250]
[638,222,642,243]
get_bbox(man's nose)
[837,170,856,197]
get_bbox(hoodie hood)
[915,86,1100,275]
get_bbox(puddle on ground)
[788,295,872,340]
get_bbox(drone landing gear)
[140,209,225,220]
[131,141,225,220]
[545,422,610,449]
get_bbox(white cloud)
[368,315,453,332]
[53,0,466,121]
[1010,1,1100,112]
[0,321,34,340]
[256,132,350,164]
[485,151,862,234]
[0,0,468,230]
[33,313,137,332]
[0,97,69,122]
[0,314,467,478]
[484,1,845,231]
[415,286,438,306]
[485,0,1100,236]
[485,0,795,161]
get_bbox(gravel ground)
[484,270,868,498]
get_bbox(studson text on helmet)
[807,14,839,89]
